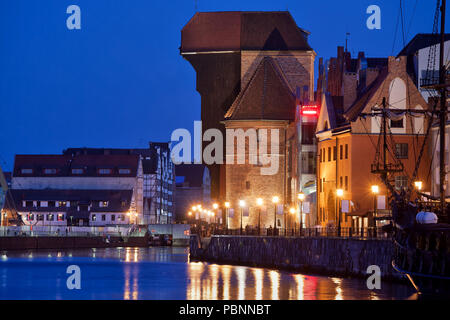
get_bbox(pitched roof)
[13,154,140,178]
[175,164,207,188]
[344,67,388,121]
[4,189,133,213]
[398,33,450,56]
[181,11,312,53]
[224,57,296,121]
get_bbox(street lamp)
[298,192,305,236]
[224,201,230,230]
[272,196,279,235]
[256,198,263,235]
[239,200,246,235]
[336,189,344,236]
[414,181,423,191]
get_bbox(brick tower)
[180,11,315,204]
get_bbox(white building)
[4,154,143,226]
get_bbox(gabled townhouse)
[316,53,431,230]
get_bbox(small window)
[395,143,408,159]
[395,176,408,190]
[91,214,96,221]
[390,119,404,128]
[48,201,55,208]
[111,215,116,221]
[345,176,348,191]
[58,201,67,207]
[98,168,112,174]
[21,168,33,174]
[333,146,337,161]
[37,214,44,221]
[27,214,34,221]
[246,181,250,190]
[102,214,106,221]
[345,144,348,159]
[119,168,131,174]
[100,201,109,208]
[328,147,331,162]
[25,201,33,207]
[71,168,84,174]
[39,201,48,208]
[340,145,343,160]
[340,176,343,188]
[43,168,57,174]
[47,214,54,221]
[57,214,65,221]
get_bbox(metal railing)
[193,226,390,239]
[0,226,147,238]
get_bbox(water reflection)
[186,261,415,300]
[0,247,415,300]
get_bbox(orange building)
[316,56,431,230]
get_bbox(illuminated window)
[119,168,131,174]
[98,168,112,174]
[21,168,33,174]
[395,176,408,190]
[43,168,57,174]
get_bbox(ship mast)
[439,0,447,214]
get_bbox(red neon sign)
[301,105,318,116]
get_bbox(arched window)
[389,78,406,133]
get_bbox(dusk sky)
[0,0,446,170]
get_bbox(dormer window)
[99,201,109,208]
[98,168,112,175]
[119,168,131,174]
[71,168,84,175]
[21,168,33,174]
[43,168,57,174]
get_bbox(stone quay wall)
[190,235,401,280]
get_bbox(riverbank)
[0,235,150,250]
[190,234,404,281]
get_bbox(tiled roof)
[181,11,312,53]
[13,154,140,177]
[224,57,296,121]
[344,68,388,122]
[398,33,450,56]
[4,189,133,213]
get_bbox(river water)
[0,247,416,300]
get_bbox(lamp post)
[371,185,379,229]
[289,207,296,236]
[298,192,305,236]
[272,196,279,235]
[224,201,230,230]
[336,189,344,237]
[239,200,245,235]
[212,203,219,225]
[256,198,263,235]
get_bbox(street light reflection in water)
[0,247,415,300]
